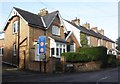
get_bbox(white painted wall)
[63,20,81,46]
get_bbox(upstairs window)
[0,47,3,56]
[52,25,60,35]
[13,21,18,33]
[13,44,16,56]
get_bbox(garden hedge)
[61,46,108,67]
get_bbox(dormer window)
[13,21,18,33]
[52,25,60,35]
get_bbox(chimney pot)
[91,27,98,32]
[82,22,90,29]
[98,29,104,35]
[38,8,48,16]
[71,17,80,26]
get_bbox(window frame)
[13,21,19,34]
[13,44,16,56]
[0,47,4,56]
[52,25,60,36]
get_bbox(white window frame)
[52,25,60,36]
[50,42,66,58]
[13,44,16,56]
[13,21,18,33]
[0,47,4,56]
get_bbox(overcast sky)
[0,0,119,41]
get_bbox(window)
[51,48,54,56]
[0,47,3,56]
[70,44,74,52]
[13,21,18,33]
[56,48,59,56]
[52,25,60,35]
[13,44,16,56]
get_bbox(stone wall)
[61,56,102,72]
[73,61,102,72]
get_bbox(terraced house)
[63,18,115,54]
[1,7,116,73]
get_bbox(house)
[1,7,116,73]
[2,7,72,73]
[0,32,4,57]
[63,18,115,54]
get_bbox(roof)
[51,36,66,43]
[12,7,59,29]
[64,19,115,43]
[14,7,44,28]
[43,11,59,28]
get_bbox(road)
[2,65,119,83]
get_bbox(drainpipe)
[44,28,46,73]
[18,16,20,68]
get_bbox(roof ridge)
[13,7,41,17]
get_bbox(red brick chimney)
[71,17,80,26]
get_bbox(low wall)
[73,61,102,72]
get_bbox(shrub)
[62,46,108,68]
[61,52,97,62]
[107,55,117,67]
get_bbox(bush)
[62,46,108,68]
[61,52,98,62]
[77,46,107,67]
[107,55,117,67]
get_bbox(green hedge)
[107,55,117,67]
[61,52,96,62]
[61,46,107,67]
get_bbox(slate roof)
[14,7,44,28]
[14,7,59,29]
[43,11,59,28]
[64,19,115,43]
[51,36,66,43]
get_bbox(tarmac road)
[2,64,119,83]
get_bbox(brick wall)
[3,16,19,66]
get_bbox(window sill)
[52,34,61,37]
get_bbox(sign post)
[38,36,46,72]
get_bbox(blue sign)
[38,36,46,54]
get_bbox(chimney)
[82,22,90,29]
[98,29,104,35]
[91,27,98,33]
[71,17,80,26]
[38,8,48,16]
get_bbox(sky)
[0,0,119,41]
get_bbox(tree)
[80,33,88,47]
[116,37,120,51]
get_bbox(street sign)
[38,36,46,54]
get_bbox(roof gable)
[14,7,44,28]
